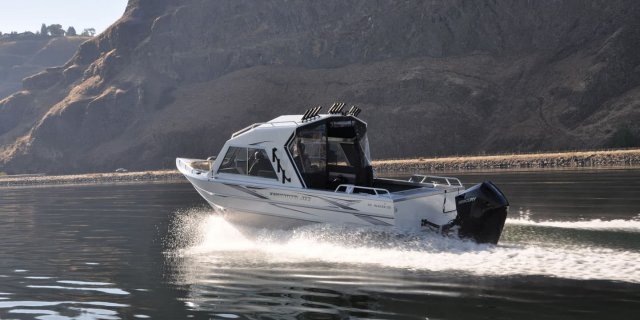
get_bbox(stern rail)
[409,174,463,187]
[334,184,391,197]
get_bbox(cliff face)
[0,36,89,99]
[1,0,639,173]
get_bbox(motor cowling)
[453,181,509,244]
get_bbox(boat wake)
[506,215,640,232]
[166,208,640,284]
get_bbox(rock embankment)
[374,149,640,172]
[0,170,183,187]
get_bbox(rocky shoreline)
[1,149,639,187]
[0,170,184,187]
[374,149,640,172]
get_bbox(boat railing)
[334,184,391,197]
[231,121,300,138]
[409,174,463,187]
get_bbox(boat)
[177,103,509,244]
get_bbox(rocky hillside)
[0,36,89,99]
[1,0,639,174]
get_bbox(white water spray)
[507,216,640,232]
[168,209,640,284]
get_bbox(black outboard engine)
[453,181,509,244]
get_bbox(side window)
[288,122,326,188]
[247,148,277,179]
[218,147,247,175]
[218,147,277,180]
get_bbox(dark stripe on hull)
[225,183,269,199]
[188,176,395,227]
[193,180,393,220]
[205,191,394,222]
[210,202,318,231]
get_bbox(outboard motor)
[453,181,509,244]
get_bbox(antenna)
[347,106,361,117]
[301,106,323,121]
[329,102,346,114]
[313,102,361,118]
[301,108,312,120]
[329,102,338,114]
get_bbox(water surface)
[1,168,639,319]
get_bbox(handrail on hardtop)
[409,174,463,187]
[231,121,300,138]
[334,184,391,197]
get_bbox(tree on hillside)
[47,24,65,37]
[66,26,77,36]
[81,28,96,37]
[40,23,48,36]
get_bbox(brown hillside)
[0,0,639,174]
[0,36,89,98]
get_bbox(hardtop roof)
[231,113,366,139]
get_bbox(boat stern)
[451,181,509,244]
[391,180,509,245]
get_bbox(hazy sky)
[0,0,128,35]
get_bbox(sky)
[0,0,128,35]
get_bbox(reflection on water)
[0,183,198,320]
[1,168,640,319]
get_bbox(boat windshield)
[288,118,372,190]
[217,147,278,179]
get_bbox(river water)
[1,168,639,319]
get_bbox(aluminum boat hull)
[175,108,509,244]
[179,158,463,233]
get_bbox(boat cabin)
[212,106,374,191]
[288,115,372,190]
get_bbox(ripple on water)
[0,301,129,309]
[1,301,129,320]
[26,285,130,295]
[57,280,114,286]
[8,307,121,320]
